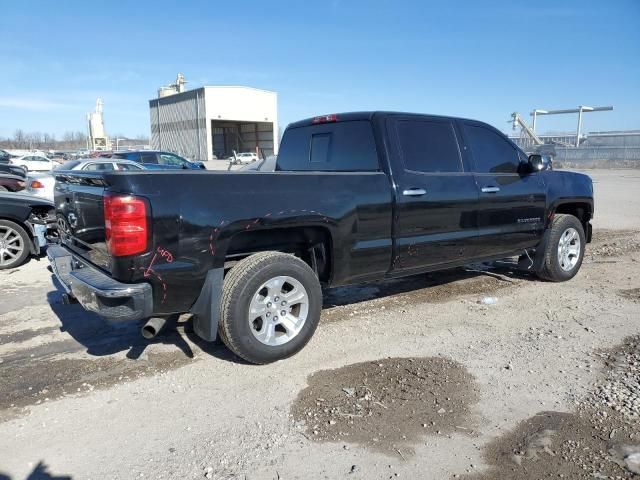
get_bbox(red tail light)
[30,180,45,189]
[312,114,338,124]
[104,193,149,257]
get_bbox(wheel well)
[554,202,592,233]
[225,227,333,283]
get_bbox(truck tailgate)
[54,171,112,272]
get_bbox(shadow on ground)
[0,461,72,479]
[323,260,534,310]
[46,273,247,364]
[45,261,534,362]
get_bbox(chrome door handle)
[481,186,500,193]
[402,188,427,196]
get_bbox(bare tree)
[13,129,26,148]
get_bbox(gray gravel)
[0,169,638,479]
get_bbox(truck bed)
[54,170,393,314]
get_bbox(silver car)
[238,155,277,172]
[26,158,144,202]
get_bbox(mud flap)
[190,268,224,342]
[532,228,551,273]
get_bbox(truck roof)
[287,111,480,129]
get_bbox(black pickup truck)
[49,112,593,363]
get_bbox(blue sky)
[0,0,638,139]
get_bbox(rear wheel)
[0,220,30,270]
[218,251,322,364]
[537,214,585,282]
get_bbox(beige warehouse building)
[149,83,278,161]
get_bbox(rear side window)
[462,123,519,174]
[84,163,114,171]
[277,120,379,171]
[113,152,141,161]
[116,163,142,170]
[395,120,463,173]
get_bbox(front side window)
[395,119,463,173]
[277,120,379,171]
[462,123,519,174]
[159,154,186,166]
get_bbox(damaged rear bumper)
[47,244,153,321]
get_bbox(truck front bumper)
[47,244,153,321]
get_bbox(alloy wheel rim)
[248,275,309,346]
[0,226,24,266]
[557,227,581,271]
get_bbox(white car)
[234,152,259,164]
[10,155,55,172]
[27,158,144,201]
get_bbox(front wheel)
[537,214,585,282]
[218,251,322,364]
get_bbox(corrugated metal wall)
[149,88,207,161]
[239,122,275,156]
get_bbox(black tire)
[218,251,322,364]
[537,214,585,282]
[0,219,31,270]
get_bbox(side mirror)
[528,154,545,172]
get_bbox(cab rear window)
[276,120,379,171]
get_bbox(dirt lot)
[0,169,639,479]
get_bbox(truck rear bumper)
[47,244,153,321]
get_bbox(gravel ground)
[291,357,480,454]
[0,169,639,479]
[462,335,640,479]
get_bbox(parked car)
[239,155,277,172]
[9,154,55,172]
[27,158,145,201]
[88,151,115,158]
[112,150,205,169]
[0,164,27,177]
[48,152,69,164]
[233,152,259,164]
[0,174,26,193]
[0,192,56,269]
[50,111,593,364]
[0,150,11,164]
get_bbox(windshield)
[58,160,81,170]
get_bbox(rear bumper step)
[47,245,153,321]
